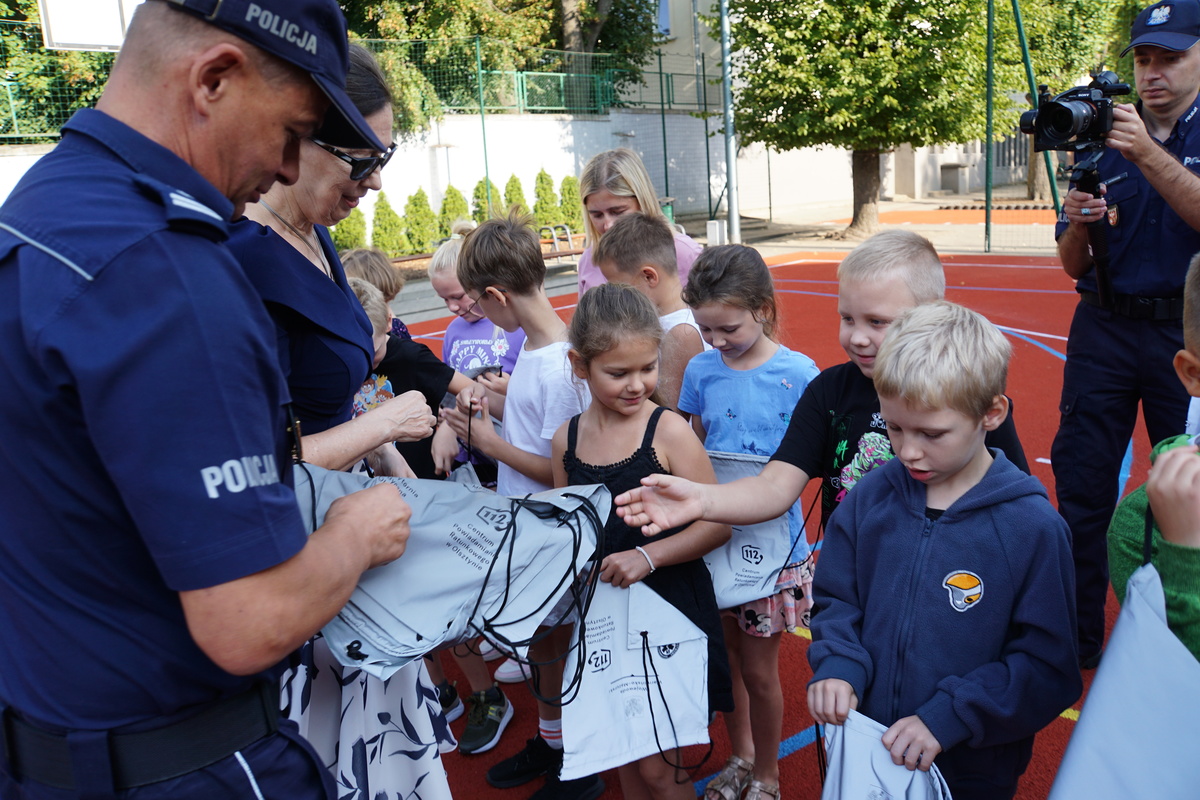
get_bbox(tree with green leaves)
[438,185,471,237]
[726,0,1125,237]
[504,174,529,217]
[472,177,504,223]
[404,188,439,254]
[559,175,584,235]
[339,1,661,133]
[0,0,113,140]
[371,193,410,257]
[331,207,367,251]
[533,169,563,227]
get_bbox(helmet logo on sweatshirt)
[943,571,984,612]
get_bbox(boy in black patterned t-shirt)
[614,229,1028,534]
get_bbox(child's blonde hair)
[874,301,1010,418]
[341,247,405,302]
[683,244,779,339]
[579,148,664,244]
[457,207,544,294]
[836,230,945,304]
[591,212,677,277]
[428,219,478,279]
[1185,251,1200,351]
[569,283,664,369]
[348,277,389,336]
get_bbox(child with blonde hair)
[808,301,1080,799]
[551,283,732,800]
[576,148,701,295]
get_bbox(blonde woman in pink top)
[576,148,702,295]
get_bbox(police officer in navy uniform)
[0,1,426,798]
[1054,0,1200,670]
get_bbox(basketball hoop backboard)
[36,0,145,51]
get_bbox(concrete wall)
[0,120,1019,241]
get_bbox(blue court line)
[999,329,1135,499]
[998,329,1067,361]
[693,726,823,795]
[772,278,1075,295]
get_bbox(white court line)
[1036,458,1052,465]
[768,258,1063,271]
[996,325,1068,342]
[414,300,579,343]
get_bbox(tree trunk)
[840,149,881,240]
[561,0,584,53]
[583,0,614,52]
[1026,138,1052,201]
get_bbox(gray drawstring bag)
[294,464,608,680]
[704,451,800,608]
[820,710,952,800]
[560,580,710,780]
[1048,561,1200,798]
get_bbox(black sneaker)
[529,770,605,800]
[458,685,513,755]
[436,680,464,723]
[485,735,563,788]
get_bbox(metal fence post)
[475,36,493,217]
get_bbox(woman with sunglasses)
[229,45,454,800]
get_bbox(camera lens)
[1041,99,1097,144]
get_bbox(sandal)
[704,755,754,800]
[744,779,780,800]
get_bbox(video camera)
[1019,71,1131,152]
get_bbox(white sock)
[539,717,563,750]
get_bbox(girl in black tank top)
[550,284,732,799]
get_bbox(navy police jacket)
[0,109,306,730]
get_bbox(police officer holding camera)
[1054,0,1200,670]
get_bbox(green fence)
[0,20,113,141]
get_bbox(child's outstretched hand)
[806,678,858,725]
[1146,444,1200,548]
[882,715,942,772]
[598,550,653,589]
[614,474,705,536]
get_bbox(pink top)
[576,232,703,295]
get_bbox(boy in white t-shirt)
[593,212,707,412]
[443,210,599,800]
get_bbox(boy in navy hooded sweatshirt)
[807,301,1082,800]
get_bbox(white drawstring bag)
[820,711,952,800]
[560,580,710,780]
[294,464,607,680]
[1048,562,1200,799]
[704,451,801,608]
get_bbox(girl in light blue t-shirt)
[677,245,819,800]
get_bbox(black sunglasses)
[309,137,396,181]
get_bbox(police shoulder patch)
[132,174,229,242]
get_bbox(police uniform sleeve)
[42,232,307,591]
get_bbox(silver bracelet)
[634,545,656,573]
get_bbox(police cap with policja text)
[1121,0,1200,56]
[164,0,387,152]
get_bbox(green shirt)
[1108,434,1200,662]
